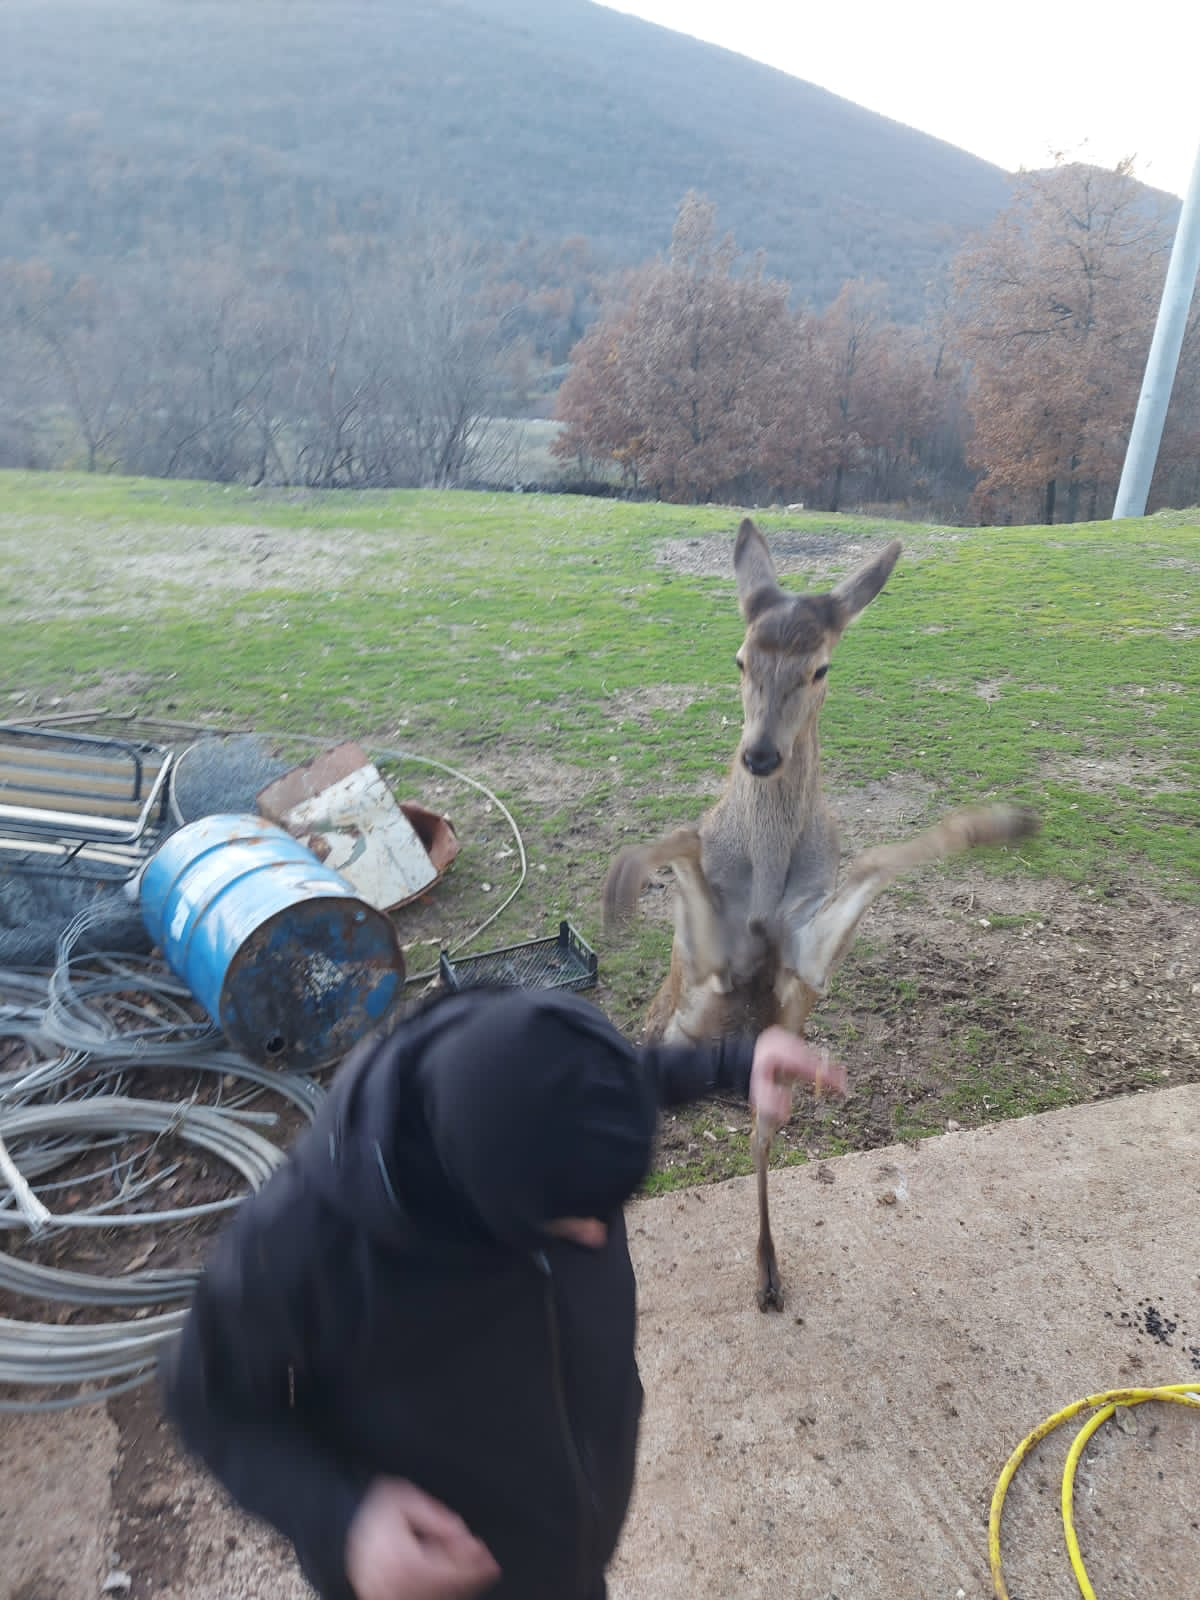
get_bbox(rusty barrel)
[139,814,405,1069]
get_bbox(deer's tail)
[603,827,705,927]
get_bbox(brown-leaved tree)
[949,160,1175,522]
[554,195,807,502]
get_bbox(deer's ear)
[831,539,902,626]
[734,519,782,622]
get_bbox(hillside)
[0,0,1012,316]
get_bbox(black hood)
[297,987,657,1254]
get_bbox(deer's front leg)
[780,803,1040,998]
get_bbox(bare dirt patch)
[104,1384,305,1600]
[117,526,394,598]
[4,523,400,621]
[1,1404,117,1600]
[973,677,1009,703]
[656,524,966,584]
[6,671,160,721]
[108,1386,197,1597]
[657,532,890,585]
[464,747,601,806]
[1038,752,1188,791]
[1110,681,1187,699]
[649,866,1198,1178]
[603,685,698,723]
[825,775,937,850]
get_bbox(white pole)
[1112,143,1200,519]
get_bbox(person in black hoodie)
[162,985,843,1600]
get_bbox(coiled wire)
[0,718,522,1408]
[0,1097,287,1409]
[0,909,324,1409]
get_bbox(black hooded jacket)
[162,987,755,1600]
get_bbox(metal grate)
[438,920,598,994]
[0,724,174,881]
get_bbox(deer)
[604,518,1038,1312]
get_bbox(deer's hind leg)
[756,804,1038,1312]
[658,849,735,1043]
[645,946,730,1045]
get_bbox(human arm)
[639,1028,844,1117]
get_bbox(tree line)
[0,220,600,490]
[557,171,1200,521]
[2,161,1196,520]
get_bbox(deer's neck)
[706,729,831,920]
[730,729,823,831]
[714,729,827,897]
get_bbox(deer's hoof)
[756,1273,785,1314]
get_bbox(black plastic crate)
[438,920,597,994]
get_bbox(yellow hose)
[989,1384,1200,1600]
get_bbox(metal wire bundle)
[0,1097,288,1410]
[0,718,529,1409]
[0,917,324,1410]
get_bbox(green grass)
[3,470,1197,902]
[941,1057,1081,1121]
[1,470,1197,1176]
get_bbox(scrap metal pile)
[0,722,461,1412]
[0,715,599,1412]
[0,918,322,1411]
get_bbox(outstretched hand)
[346,1477,500,1600]
[749,1027,846,1128]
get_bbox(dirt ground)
[598,759,1198,1184]
[650,854,1199,1176]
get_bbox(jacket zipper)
[537,1252,598,1597]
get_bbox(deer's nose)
[742,743,782,777]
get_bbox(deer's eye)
[813,664,830,682]
[735,656,745,673]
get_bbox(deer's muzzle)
[742,742,782,777]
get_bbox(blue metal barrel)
[140,814,405,1070]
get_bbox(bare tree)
[288,229,507,489]
[114,258,293,483]
[5,263,141,472]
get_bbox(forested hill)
[0,0,1012,316]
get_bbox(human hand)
[346,1477,500,1600]
[749,1027,846,1128]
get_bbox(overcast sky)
[600,0,1196,199]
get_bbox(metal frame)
[0,724,175,881]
